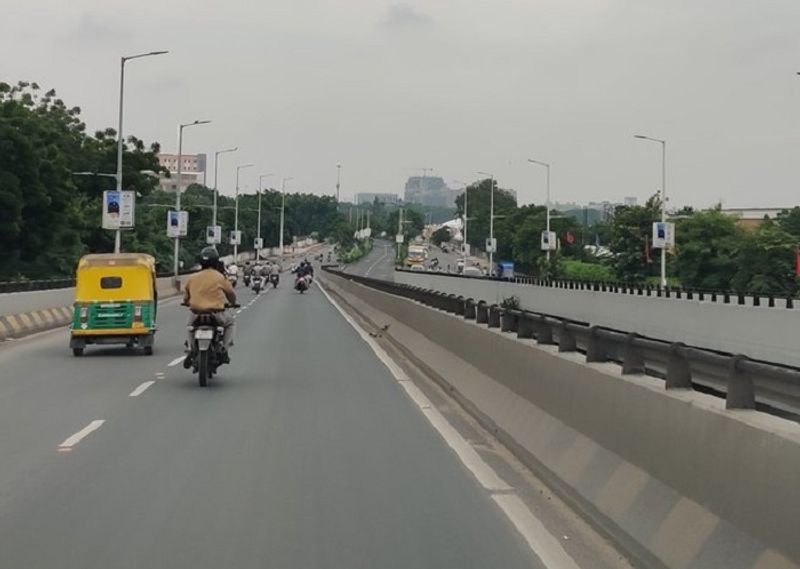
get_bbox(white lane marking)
[58,419,105,450]
[129,380,156,397]
[493,494,582,569]
[318,281,578,569]
[364,247,389,277]
[236,309,243,314]
[168,355,186,367]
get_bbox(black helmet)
[198,246,220,269]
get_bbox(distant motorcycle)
[269,274,279,288]
[243,273,251,287]
[226,273,238,288]
[295,275,308,294]
[251,275,264,294]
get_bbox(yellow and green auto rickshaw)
[69,253,158,356]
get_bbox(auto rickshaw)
[70,253,158,356]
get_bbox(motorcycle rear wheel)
[198,351,209,387]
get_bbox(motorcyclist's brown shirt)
[183,269,236,312]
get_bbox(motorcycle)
[295,275,309,294]
[251,275,264,294]
[269,273,279,288]
[187,305,238,387]
[226,273,238,288]
[243,273,251,287]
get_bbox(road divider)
[321,269,800,569]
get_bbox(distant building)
[404,176,451,207]
[624,196,638,207]
[157,153,207,192]
[354,192,400,205]
[720,207,786,230]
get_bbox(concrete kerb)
[0,280,182,342]
[322,271,800,569]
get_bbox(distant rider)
[183,247,237,366]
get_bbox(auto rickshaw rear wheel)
[72,348,84,357]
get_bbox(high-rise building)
[157,153,207,192]
[404,176,450,207]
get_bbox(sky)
[2,0,800,209]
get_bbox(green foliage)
[431,226,451,244]
[455,179,516,251]
[0,81,343,280]
[562,260,615,282]
[609,195,661,283]
[338,239,373,263]
[731,222,798,295]
[674,207,741,289]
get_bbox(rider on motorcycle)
[183,247,237,366]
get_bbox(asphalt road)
[345,241,481,281]
[0,272,543,569]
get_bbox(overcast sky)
[2,0,800,208]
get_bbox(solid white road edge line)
[168,355,186,367]
[129,381,156,397]
[364,246,389,277]
[317,280,580,569]
[58,419,105,449]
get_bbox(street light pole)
[477,171,495,270]
[336,163,341,202]
[234,163,254,261]
[174,120,211,278]
[528,159,552,261]
[454,180,469,261]
[634,134,667,287]
[279,176,294,258]
[115,50,168,254]
[212,147,237,229]
[257,173,274,258]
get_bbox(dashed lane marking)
[58,420,105,451]
[129,381,156,397]
[168,356,186,367]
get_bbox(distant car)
[462,266,483,277]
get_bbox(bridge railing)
[395,266,797,309]
[326,266,800,420]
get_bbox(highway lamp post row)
[257,173,274,259]
[115,50,168,254]
[477,171,495,270]
[174,120,211,278]
[234,163,254,261]
[212,147,237,228]
[453,180,470,262]
[634,134,667,288]
[528,158,552,262]
[279,176,294,258]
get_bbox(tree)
[455,179,517,252]
[674,207,742,289]
[731,221,798,295]
[431,226,451,244]
[609,195,661,283]
[777,207,800,240]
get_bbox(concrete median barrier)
[322,271,800,569]
[0,276,181,341]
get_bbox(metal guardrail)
[394,266,798,309]
[327,267,800,421]
[0,270,198,294]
